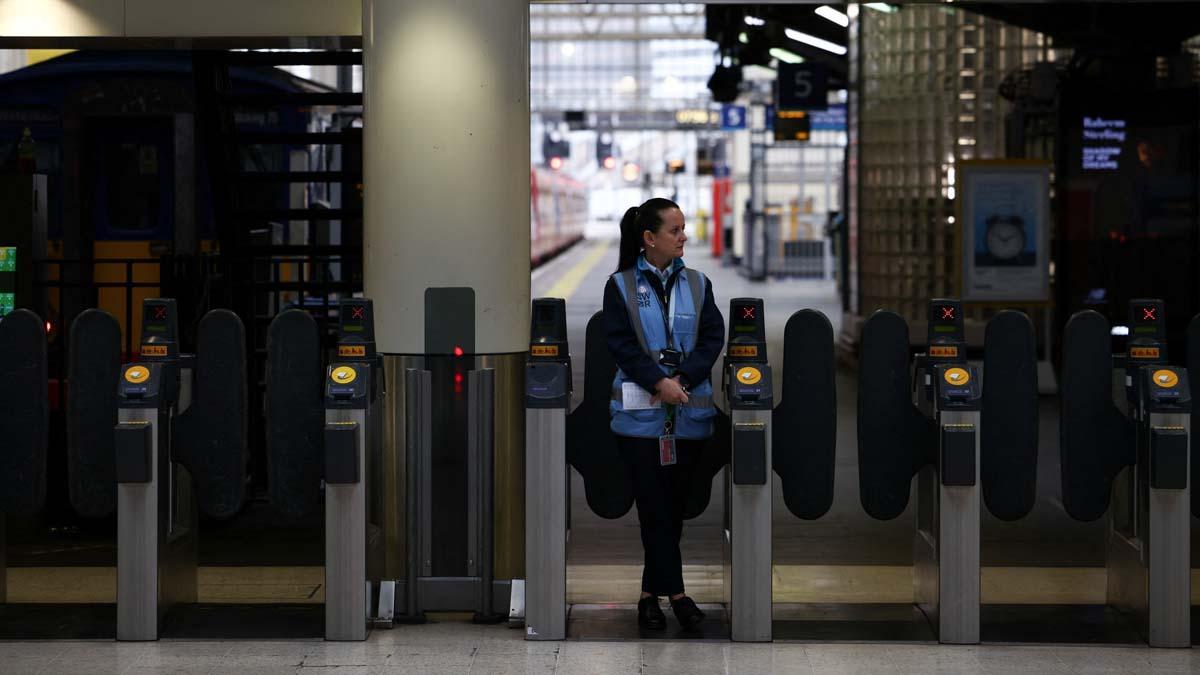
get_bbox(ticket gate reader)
[724,298,772,642]
[912,300,982,645]
[1062,300,1191,648]
[114,299,198,641]
[323,299,385,640]
[524,298,571,641]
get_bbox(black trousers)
[616,434,705,597]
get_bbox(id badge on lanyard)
[659,405,677,466]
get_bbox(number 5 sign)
[777,63,828,111]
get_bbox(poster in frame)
[956,160,1052,304]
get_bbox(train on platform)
[530,165,588,267]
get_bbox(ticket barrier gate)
[722,298,773,642]
[1062,300,1191,648]
[526,298,730,640]
[114,299,249,641]
[858,300,1037,644]
[524,298,570,640]
[266,299,387,640]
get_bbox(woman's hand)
[653,377,690,406]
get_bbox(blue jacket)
[604,256,724,439]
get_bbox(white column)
[363,0,531,354]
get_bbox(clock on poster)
[958,161,1051,302]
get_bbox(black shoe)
[637,596,666,629]
[670,595,705,630]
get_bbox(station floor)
[6,626,1200,674]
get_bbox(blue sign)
[720,105,747,131]
[810,104,847,132]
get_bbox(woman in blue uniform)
[603,197,724,630]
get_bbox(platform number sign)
[777,63,828,111]
[720,105,747,131]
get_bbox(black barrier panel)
[67,309,121,518]
[1187,315,1200,517]
[773,309,836,520]
[566,312,633,519]
[0,310,48,515]
[1060,310,1134,522]
[266,310,325,517]
[174,310,248,519]
[980,310,1038,521]
[857,310,936,520]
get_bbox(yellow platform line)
[544,241,613,302]
[568,564,1192,606]
[4,566,324,604]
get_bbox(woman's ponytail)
[614,197,680,272]
[616,206,643,272]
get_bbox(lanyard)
[645,266,681,351]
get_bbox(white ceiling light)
[865,3,898,13]
[769,48,804,65]
[744,16,766,27]
[784,27,847,56]
[560,42,576,58]
[815,6,849,28]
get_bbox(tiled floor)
[4,620,1200,675]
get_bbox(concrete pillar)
[363,0,530,352]
[363,0,530,592]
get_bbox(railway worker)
[603,197,724,631]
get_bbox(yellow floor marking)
[4,566,325,604]
[544,241,613,302]
[567,564,1199,605]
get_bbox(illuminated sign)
[930,346,959,358]
[675,109,717,126]
[1130,347,1161,359]
[530,345,559,357]
[729,345,758,358]
[141,344,168,357]
[338,345,367,357]
[1081,116,1126,171]
[0,246,15,273]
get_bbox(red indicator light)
[940,306,955,320]
[153,306,167,319]
[45,321,52,334]
[741,307,755,320]
[351,306,365,320]
[1142,307,1157,322]
[453,346,464,357]
[454,373,463,384]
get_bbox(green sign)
[0,292,13,317]
[0,247,14,273]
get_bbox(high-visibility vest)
[609,258,715,439]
